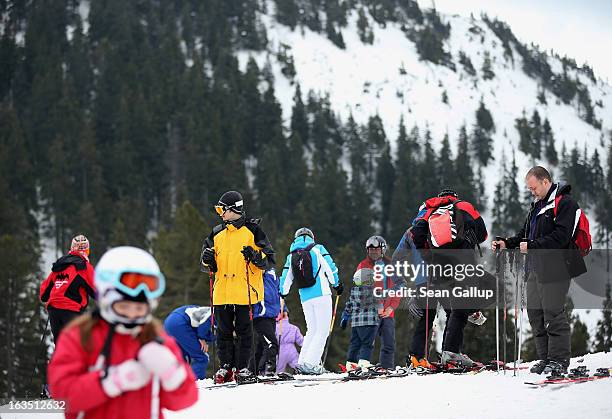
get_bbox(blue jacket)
[279,235,340,303]
[166,305,215,342]
[253,269,281,319]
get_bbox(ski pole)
[28,317,50,397]
[245,261,256,372]
[425,277,430,361]
[502,250,507,375]
[514,257,519,376]
[208,269,216,375]
[322,294,340,367]
[494,238,503,373]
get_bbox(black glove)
[242,246,266,269]
[334,281,344,296]
[407,297,424,319]
[200,248,217,272]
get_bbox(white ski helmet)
[95,246,166,327]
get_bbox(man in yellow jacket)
[200,190,275,384]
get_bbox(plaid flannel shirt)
[343,285,382,327]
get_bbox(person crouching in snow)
[340,258,382,372]
[48,246,198,419]
[279,227,343,375]
[164,305,215,380]
[275,305,304,374]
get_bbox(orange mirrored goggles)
[214,205,226,216]
[119,272,162,294]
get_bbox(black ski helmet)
[365,235,387,254]
[294,227,314,241]
[438,188,458,198]
[216,190,244,215]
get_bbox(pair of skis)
[525,367,612,387]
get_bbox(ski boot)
[345,361,359,372]
[261,362,276,377]
[408,354,431,369]
[214,364,235,384]
[568,366,589,379]
[544,360,568,379]
[441,351,477,370]
[235,368,257,384]
[530,359,548,374]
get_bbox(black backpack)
[290,243,320,289]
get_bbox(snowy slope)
[236,5,612,211]
[7,353,611,419]
[184,353,612,419]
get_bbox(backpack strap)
[553,195,562,218]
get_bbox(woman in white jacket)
[279,228,343,374]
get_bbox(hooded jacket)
[40,251,96,312]
[202,216,275,305]
[279,235,340,303]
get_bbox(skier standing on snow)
[409,189,488,368]
[340,243,383,371]
[251,268,281,376]
[492,166,587,375]
[163,305,215,380]
[40,234,96,343]
[200,191,275,383]
[48,246,197,419]
[279,227,343,374]
[342,236,398,370]
[275,306,304,373]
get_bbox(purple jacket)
[276,318,304,372]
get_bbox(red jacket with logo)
[40,251,96,312]
[48,319,198,419]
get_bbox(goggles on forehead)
[366,238,385,248]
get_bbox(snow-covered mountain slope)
[237,6,612,209]
[181,353,612,419]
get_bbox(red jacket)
[40,251,96,312]
[355,256,400,317]
[48,319,198,419]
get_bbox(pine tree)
[543,119,558,165]
[346,115,373,242]
[438,133,454,187]
[481,51,495,80]
[290,84,309,145]
[594,282,612,352]
[154,201,210,318]
[476,99,495,133]
[454,124,477,204]
[389,121,421,245]
[357,8,374,44]
[471,126,493,166]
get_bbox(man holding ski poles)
[492,166,588,376]
[200,191,275,384]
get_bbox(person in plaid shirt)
[340,257,383,371]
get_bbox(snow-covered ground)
[7,352,611,419]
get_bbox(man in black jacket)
[492,166,586,375]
